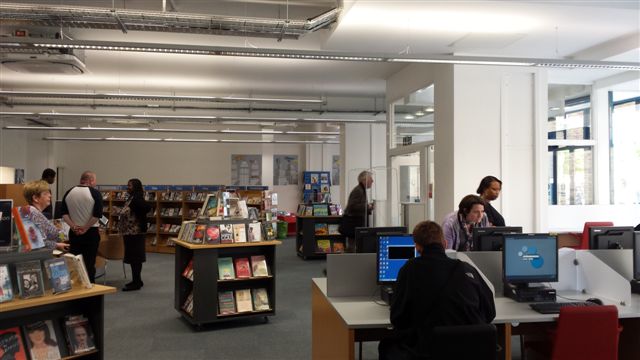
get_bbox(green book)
[218,257,235,280]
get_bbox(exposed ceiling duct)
[0,2,340,39]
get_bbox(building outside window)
[609,92,640,205]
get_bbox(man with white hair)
[339,170,374,252]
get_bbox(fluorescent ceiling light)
[42,136,338,144]
[404,115,415,120]
[3,125,340,136]
[80,126,149,131]
[220,129,283,134]
[285,131,340,135]
[163,138,219,142]
[106,137,162,141]
[415,111,425,116]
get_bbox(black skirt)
[123,234,146,264]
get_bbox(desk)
[311,278,640,360]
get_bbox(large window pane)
[610,93,640,204]
[548,146,593,205]
[392,84,434,148]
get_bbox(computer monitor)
[0,199,13,247]
[503,233,558,285]
[376,234,417,284]
[52,200,64,220]
[354,226,407,253]
[472,226,523,251]
[633,232,640,281]
[589,226,635,249]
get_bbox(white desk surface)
[313,278,640,329]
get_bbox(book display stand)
[296,209,345,260]
[173,218,281,328]
[0,251,116,360]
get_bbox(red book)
[234,257,251,278]
[0,327,28,360]
[205,225,220,244]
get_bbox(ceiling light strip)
[42,136,340,144]
[4,125,342,135]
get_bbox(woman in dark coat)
[118,178,151,291]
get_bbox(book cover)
[332,241,345,253]
[11,207,31,251]
[23,320,63,360]
[204,224,220,244]
[16,260,45,299]
[296,204,305,216]
[63,316,96,355]
[328,224,340,235]
[250,255,269,277]
[329,204,338,216]
[0,326,28,360]
[248,222,262,242]
[247,207,260,221]
[63,253,92,289]
[227,197,242,218]
[44,258,72,295]
[219,224,234,244]
[320,173,329,184]
[191,224,206,244]
[234,257,251,278]
[200,193,219,217]
[263,222,276,241]
[233,224,247,243]
[313,204,329,216]
[181,259,193,280]
[304,206,313,216]
[217,257,235,280]
[182,292,194,316]
[238,200,249,219]
[314,223,328,235]
[310,173,319,184]
[217,290,236,315]
[251,288,270,311]
[316,240,331,253]
[235,289,253,313]
[0,264,13,303]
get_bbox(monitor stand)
[503,282,556,303]
[631,279,640,294]
[380,285,394,305]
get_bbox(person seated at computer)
[442,194,489,251]
[378,221,496,360]
[21,180,69,251]
[476,175,505,226]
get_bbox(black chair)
[430,323,498,360]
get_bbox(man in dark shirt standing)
[40,168,56,219]
[340,170,374,252]
[61,171,103,283]
[379,221,496,359]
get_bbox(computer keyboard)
[529,301,599,314]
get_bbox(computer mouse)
[586,297,603,305]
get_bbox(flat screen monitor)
[472,226,523,251]
[503,233,558,284]
[376,234,417,284]
[0,199,13,246]
[633,232,640,280]
[589,226,635,249]
[53,200,64,220]
[354,226,407,253]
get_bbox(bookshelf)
[98,185,268,254]
[174,220,281,328]
[296,215,345,260]
[0,251,116,360]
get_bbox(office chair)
[430,323,498,360]
[96,234,127,283]
[577,221,613,249]
[551,305,622,360]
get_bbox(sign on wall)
[273,155,298,185]
[231,155,262,185]
[332,155,340,186]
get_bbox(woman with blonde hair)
[21,180,69,251]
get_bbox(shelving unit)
[174,222,281,328]
[296,215,345,259]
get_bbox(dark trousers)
[69,227,100,283]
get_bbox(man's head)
[79,171,96,187]
[73,326,88,346]
[41,168,56,184]
[358,170,373,189]
[458,194,485,224]
[412,221,446,254]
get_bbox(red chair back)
[552,305,621,360]
[580,222,614,249]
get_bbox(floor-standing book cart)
[174,219,281,328]
[296,213,345,260]
[0,251,116,360]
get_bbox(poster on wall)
[273,155,298,185]
[231,155,262,185]
[14,169,25,184]
[331,155,340,186]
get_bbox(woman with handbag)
[118,178,151,291]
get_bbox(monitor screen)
[354,226,407,253]
[52,200,64,220]
[0,199,13,246]
[633,232,640,280]
[503,233,558,284]
[377,235,416,284]
[589,226,635,249]
[472,226,523,251]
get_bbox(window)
[547,93,594,205]
[609,92,640,204]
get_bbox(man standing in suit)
[61,171,103,283]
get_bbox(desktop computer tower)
[504,283,556,302]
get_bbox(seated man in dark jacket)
[379,221,496,360]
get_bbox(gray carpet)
[102,238,379,360]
